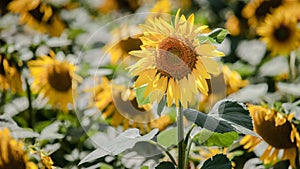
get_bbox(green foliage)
[135,86,151,106]
[157,127,178,148]
[198,28,229,44]
[193,129,238,147]
[201,154,232,169]
[155,162,176,169]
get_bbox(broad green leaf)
[136,86,150,106]
[184,99,257,136]
[157,127,177,147]
[79,128,158,165]
[100,163,113,169]
[201,154,231,169]
[193,129,238,147]
[206,28,229,44]
[140,166,149,169]
[155,162,176,169]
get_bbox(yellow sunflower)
[0,128,38,169]
[242,0,286,28]
[257,7,300,56]
[105,24,143,64]
[8,0,65,36]
[147,0,171,20]
[240,104,300,168]
[93,77,174,134]
[28,51,81,113]
[222,65,248,95]
[128,9,224,108]
[0,55,23,94]
[98,0,141,13]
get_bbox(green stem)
[177,103,185,169]
[148,140,177,165]
[25,78,34,128]
[184,124,195,168]
[0,91,6,106]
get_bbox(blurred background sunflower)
[28,51,81,113]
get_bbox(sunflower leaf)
[184,99,258,136]
[193,129,238,147]
[79,128,158,165]
[136,86,150,106]
[155,162,176,169]
[207,28,229,44]
[157,127,177,147]
[201,154,231,169]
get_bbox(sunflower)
[105,24,143,64]
[240,104,300,168]
[147,0,171,20]
[222,65,248,95]
[28,51,81,113]
[128,9,224,108]
[257,7,300,56]
[98,0,141,13]
[242,0,286,28]
[0,54,22,94]
[93,77,174,134]
[8,0,65,36]
[0,128,38,169]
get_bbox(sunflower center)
[253,111,295,149]
[47,63,72,92]
[119,37,142,53]
[0,56,5,76]
[156,36,197,80]
[28,4,44,22]
[274,25,291,42]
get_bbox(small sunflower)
[240,104,300,168]
[0,128,38,169]
[8,0,65,36]
[98,0,141,13]
[128,9,224,108]
[242,0,285,28]
[257,8,300,56]
[222,65,248,95]
[28,51,81,113]
[0,54,23,94]
[93,77,173,134]
[105,24,143,64]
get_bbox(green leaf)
[207,28,229,44]
[140,166,149,169]
[201,154,231,169]
[136,86,150,106]
[157,96,166,116]
[79,128,158,165]
[157,127,177,147]
[193,129,238,147]
[99,163,113,169]
[184,99,257,136]
[155,162,176,169]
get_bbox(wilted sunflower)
[128,9,224,108]
[240,104,300,168]
[8,0,65,36]
[0,55,22,94]
[105,24,142,64]
[28,51,81,113]
[0,128,38,169]
[242,0,286,28]
[93,77,173,134]
[222,65,248,95]
[257,7,300,56]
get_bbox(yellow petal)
[200,57,221,75]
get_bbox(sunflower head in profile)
[8,0,65,36]
[93,77,174,134]
[128,9,224,108]
[105,24,143,64]
[0,54,23,94]
[242,0,285,28]
[257,7,300,56]
[28,51,81,113]
[240,104,300,168]
[0,128,38,169]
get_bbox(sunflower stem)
[289,52,296,82]
[25,78,34,128]
[184,124,195,168]
[177,102,186,169]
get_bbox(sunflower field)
[1,0,300,168]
